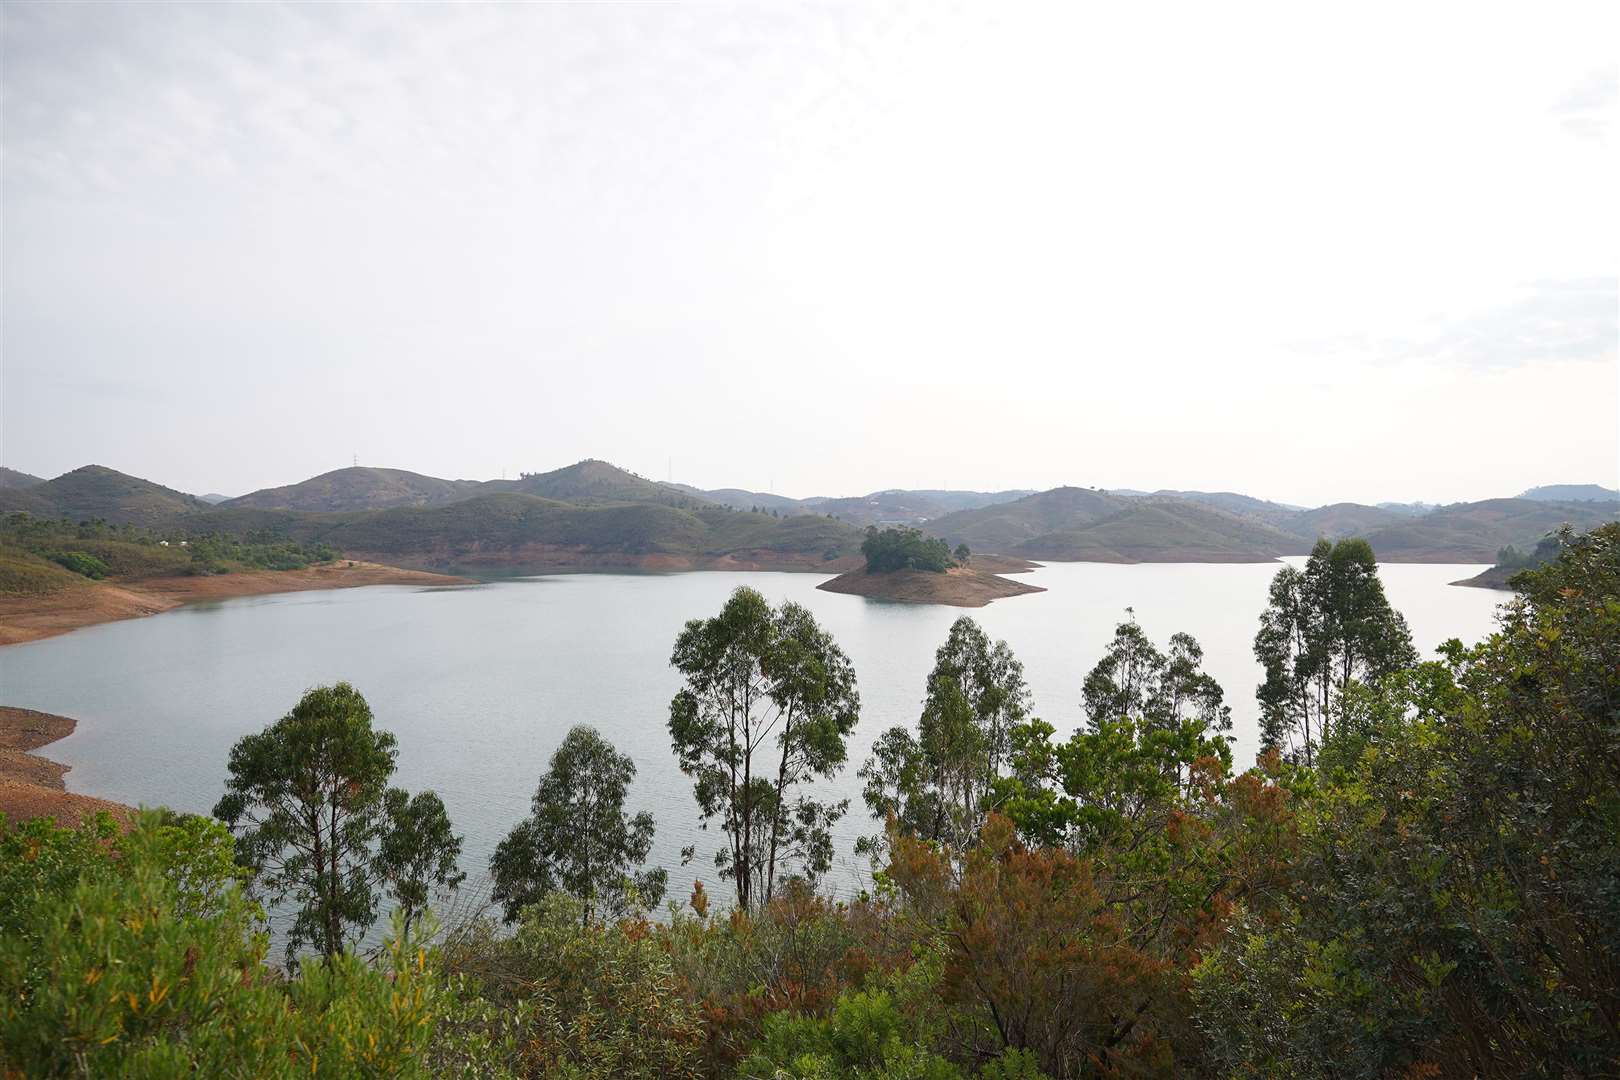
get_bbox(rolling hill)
[1284,503,1410,541]
[929,489,1307,562]
[0,465,210,526]
[4,460,1612,570]
[662,483,1033,525]
[0,468,43,490]
[493,460,712,509]
[1518,484,1620,503]
[664,484,806,514]
[190,492,862,570]
[1127,490,1305,527]
[1359,498,1618,562]
[224,467,484,512]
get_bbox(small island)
[817,526,1046,607]
[1452,533,1563,591]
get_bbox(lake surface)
[0,561,1502,905]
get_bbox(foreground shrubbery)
[2,525,1615,1078]
[0,811,446,1077]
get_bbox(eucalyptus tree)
[213,682,464,961]
[1082,614,1230,734]
[376,789,465,940]
[859,616,1032,856]
[489,724,665,925]
[668,587,860,912]
[1077,616,1232,791]
[1254,538,1417,764]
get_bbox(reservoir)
[0,560,1501,906]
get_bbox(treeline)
[2,529,1617,1077]
[862,524,968,572]
[0,513,337,580]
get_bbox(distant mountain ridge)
[3,461,1614,568]
[224,467,486,512]
[1518,484,1619,503]
[0,467,44,490]
[0,465,210,527]
[663,483,1033,526]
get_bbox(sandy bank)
[817,556,1046,608]
[0,706,134,828]
[0,561,469,647]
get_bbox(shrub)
[0,811,448,1078]
[45,550,110,579]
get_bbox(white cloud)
[2,1,1616,503]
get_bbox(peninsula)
[0,706,132,826]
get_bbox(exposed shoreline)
[0,561,470,647]
[817,555,1047,608]
[1450,565,1516,591]
[0,705,133,827]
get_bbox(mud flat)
[0,561,469,647]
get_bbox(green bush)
[45,550,110,579]
[0,811,448,1078]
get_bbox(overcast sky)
[3,2,1616,505]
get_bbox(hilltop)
[1518,484,1620,503]
[662,482,1031,525]
[495,460,713,509]
[928,489,1306,562]
[223,467,484,512]
[1356,497,1618,562]
[0,465,209,527]
[0,467,43,490]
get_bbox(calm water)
[0,561,1502,901]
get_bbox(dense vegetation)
[3,525,1617,1077]
[861,525,958,573]
[0,513,337,594]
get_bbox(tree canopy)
[490,724,665,925]
[861,526,957,573]
[859,616,1032,857]
[212,682,463,961]
[1253,538,1416,764]
[668,586,860,911]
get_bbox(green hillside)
[1285,502,1409,541]
[192,493,863,568]
[224,467,484,512]
[1361,498,1618,562]
[0,467,44,489]
[928,487,1131,553]
[1017,500,1306,561]
[0,465,209,526]
[494,460,712,509]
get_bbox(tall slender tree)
[489,725,664,925]
[668,587,860,912]
[375,789,465,940]
[213,682,464,961]
[859,616,1032,856]
[1253,538,1416,764]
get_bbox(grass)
[0,547,84,597]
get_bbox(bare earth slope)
[0,706,134,827]
[0,562,467,646]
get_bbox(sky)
[2,2,1616,506]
